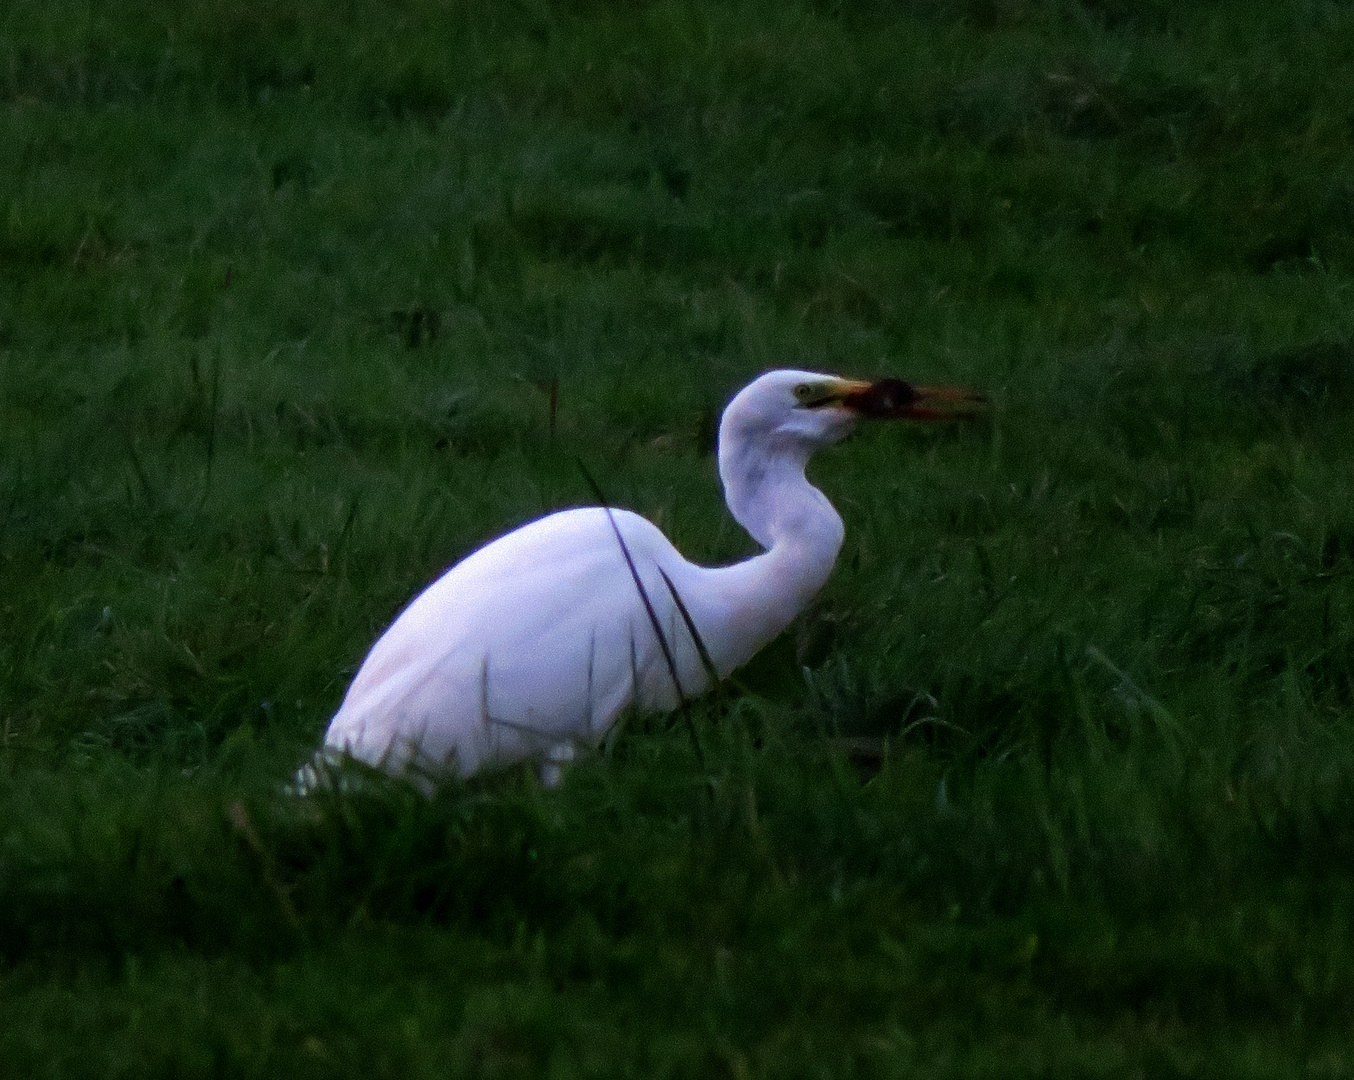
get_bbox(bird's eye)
[793,382,837,408]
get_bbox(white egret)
[309,369,983,786]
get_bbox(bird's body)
[322,505,821,778]
[314,369,982,784]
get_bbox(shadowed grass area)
[4,0,1354,1074]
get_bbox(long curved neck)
[709,436,846,664]
[721,438,844,566]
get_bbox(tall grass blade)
[577,459,705,767]
[197,347,222,512]
[657,565,721,699]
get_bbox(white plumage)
[309,368,982,785]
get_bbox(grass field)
[4,0,1354,1074]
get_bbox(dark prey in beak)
[842,378,988,420]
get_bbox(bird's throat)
[720,451,845,608]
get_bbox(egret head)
[721,369,987,457]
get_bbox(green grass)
[4,0,1354,1074]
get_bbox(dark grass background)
[4,0,1354,1074]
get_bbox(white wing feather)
[322,508,717,777]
